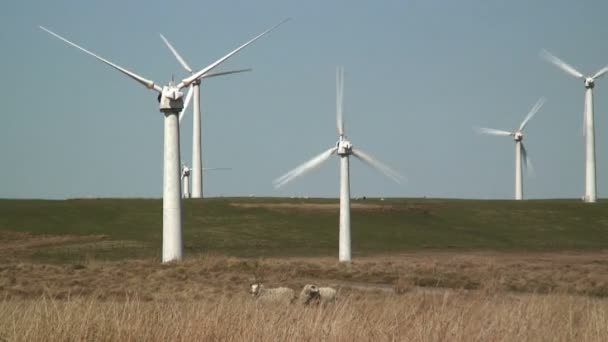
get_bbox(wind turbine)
[475,98,546,200]
[181,165,231,199]
[40,19,289,262]
[160,33,251,199]
[273,67,404,262]
[181,164,191,199]
[541,50,608,203]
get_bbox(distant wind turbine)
[541,49,608,203]
[41,18,289,262]
[475,98,546,200]
[160,33,251,199]
[273,67,404,262]
[181,164,191,199]
[181,165,231,199]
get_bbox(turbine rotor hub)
[585,78,595,89]
[513,131,523,142]
[336,137,353,156]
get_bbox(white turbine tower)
[160,34,251,199]
[273,67,404,262]
[475,98,546,200]
[41,19,289,262]
[541,50,608,203]
[181,164,191,199]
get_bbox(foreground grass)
[2,254,608,300]
[2,198,607,340]
[1,253,608,341]
[0,198,607,262]
[1,292,607,342]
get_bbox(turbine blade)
[202,167,232,171]
[540,49,584,79]
[521,142,535,176]
[159,33,193,73]
[519,97,546,131]
[336,67,345,135]
[179,86,194,123]
[592,66,608,80]
[201,68,252,79]
[273,147,337,188]
[352,148,405,184]
[40,26,162,93]
[179,18,290,89]
[474,127,512,137]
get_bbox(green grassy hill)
[1,198,607,262]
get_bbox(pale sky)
[1,0,608,199]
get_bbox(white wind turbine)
[160,33,251,199]
[181,165,231,199]
[273,67,404,262]
[181,164,192,199]
[541,50,608,203]
[40,19,289,262]
[475,98,546,200]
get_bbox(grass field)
[1,198,608,341]
[1,197,608,262]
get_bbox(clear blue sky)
[1,0,608,199]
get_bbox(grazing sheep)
[299,284,320,304]
[299,284,337,305]
[318,286,337,303]
[249,283,296,304]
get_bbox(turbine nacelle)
[159,86,184,113]
[336,137,353,156]
[513,131,523,142]
[585,77,595,89]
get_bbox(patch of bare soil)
[230,202,400,210]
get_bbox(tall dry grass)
[2,253,608,341]
[1,291,607,341]
[4,253,608,300]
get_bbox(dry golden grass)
[3,252,608,300]
[2,235,608,341]
[3,199,608,340]
[0,291,607,341]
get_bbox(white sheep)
[318,286,337,303]
[299,284,319,305]
[249,283,296,304]
[299,284,337,305]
